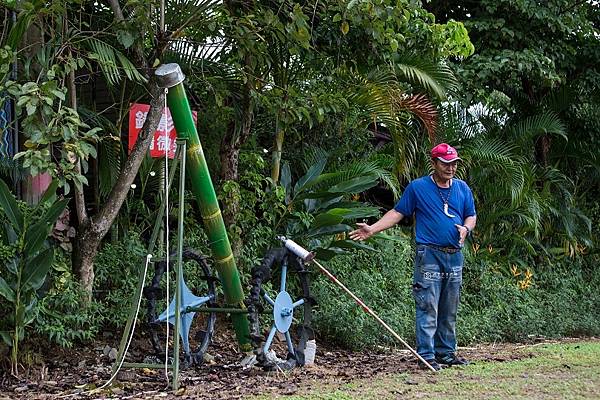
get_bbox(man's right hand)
[349,223,373,241]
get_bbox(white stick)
[311,259,437,372]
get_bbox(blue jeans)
[412,245,463,361]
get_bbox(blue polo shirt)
[394,175,476,248]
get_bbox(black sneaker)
[436,354,469,366]
[419,359,442,371]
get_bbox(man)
[349,143,476,371]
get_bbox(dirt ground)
[0,326,557,400]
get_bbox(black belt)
[418,244,462,254]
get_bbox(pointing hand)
[349,223,373,241]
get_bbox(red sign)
[128,103,197,159]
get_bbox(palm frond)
[97,136,123,198]
[508,112,567,143]
[0,157,25,183]
[437,102,487,142]
[541,85,577,114]
[164,0,222,37]
[166,37,227,69]
[463,137,526,204]
[299,147,329,174]
[396,94,437,143]
[394,57,458,100]
[78,107,122,198]
[84,38,146,86]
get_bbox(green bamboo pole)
[155,64,251,351]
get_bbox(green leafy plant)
[3,79,100,194]
[276,152,395,259]
[0,179,68,375]
[35,275,103,348]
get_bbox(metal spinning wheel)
[246,248,314,370]
[143,249,217,367]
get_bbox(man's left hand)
[455,224,469,245]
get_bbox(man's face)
[433,159,458,181]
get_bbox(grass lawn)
[257,342,600,399]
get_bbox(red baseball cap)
[431,143,461,163]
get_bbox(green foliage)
[3,79,100,194]
[0,179,68,375]
[0,46,15,83]
[459,255,600,343]
[432,0,600,263]
[219,152,287,272]
[312,235,600,350]
[84,38,146,85]
[116,156,165,238]
[93,233,146,326]
[276,153,393,259]
[35,271,103,348]
[311,231,414,349]
[322,0,473,67]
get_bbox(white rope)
[58,254,154,398]
[163,88,171,384]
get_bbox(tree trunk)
[535,135,551,168]
[270,124,284,183]
[72,220,99,299]
[270,80,288,184]
[220,77,254,261]
[72,82,165,298]
[220,124,243,261]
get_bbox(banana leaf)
[0,179,23,233]
[314,246,349,260]
[24,198,69,256]
[293,158,327,196]
[0,277,15,303]
[305,223,352,238]
[311,212,344,229]
[22,247,54,291]
[328,175,379,194]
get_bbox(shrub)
[93,232,146,326]
[35,269,104,348]
[309,231,600,350]
[311,230,416,349]
[459,255,600,343]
